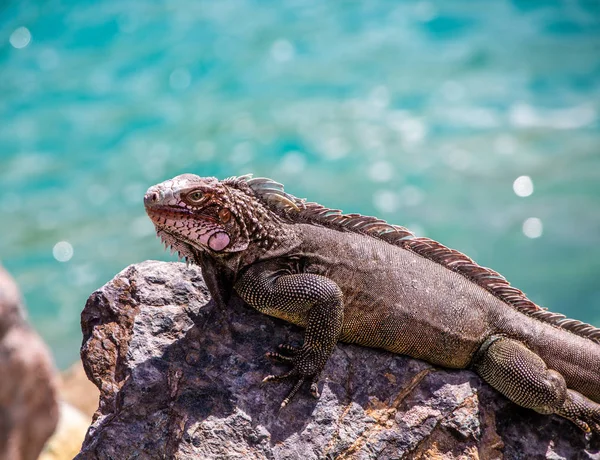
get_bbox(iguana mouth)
[156,229,198,262]
[146,205,218,226]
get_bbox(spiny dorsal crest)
[223,175,289,250]
[228,174,600,345]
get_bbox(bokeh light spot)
[280,151,306,174]
[322,137,349,160]
[373,190,399,214]
[53,241,74,262]
[10,27,31,49]
[270,39,295,62]
[369,86,390,109]
[230,142,254,165]
[368,161,393,183]
[522,217,543,239]
[399,118,427,145]
[513,175,533,197]
[169,67,191,90]
[399,186,425,207]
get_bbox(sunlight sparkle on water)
[322,137,350,160]
[369,86,390,109]
[230,142,254,165]
[279,151,306,174]
[522,217,543,239]
[53,241,74,262]
[10,27,31,49]
[513,176,533,197]
[368,161,394,183]
[270,39,295,62]
[399,186,425,207]
[169,67,191,90]
[398,118,427,145]
[373,190,399,214]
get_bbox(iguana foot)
[556,389,600,436]
[262,343,323,408]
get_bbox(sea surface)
[1,0,599,369]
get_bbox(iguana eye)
[219,208,231,223]
[187,190,204,203]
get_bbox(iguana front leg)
[234,261,344,407]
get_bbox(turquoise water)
[1,1,599,369]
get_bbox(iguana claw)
[280,377,305,409]
[310,380,320,398]
[262,369,295,383]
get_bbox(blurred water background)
[1,0,599,369]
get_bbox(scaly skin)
[144,173,600,436]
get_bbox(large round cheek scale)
[208,232,230,251]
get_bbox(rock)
[0,264,59,460]
[77,261,599,459]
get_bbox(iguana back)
[289,222,600,404]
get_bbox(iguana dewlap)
[144,173,600,437]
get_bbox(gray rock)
[77,261,599,459]
[0,264,59,460]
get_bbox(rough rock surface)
[0,264,59,460]
[77,261,599,459]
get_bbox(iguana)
[144,173,600,436]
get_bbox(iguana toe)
[556,389,600,437]
[265,351,294,363]
[265,343,300,363]
[278,344,300,355]
[262,371,312,408]
[280,377,306,409]
[262,369,296,383]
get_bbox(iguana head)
[144,174,289,260]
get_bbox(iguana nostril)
[144,190,160,206]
